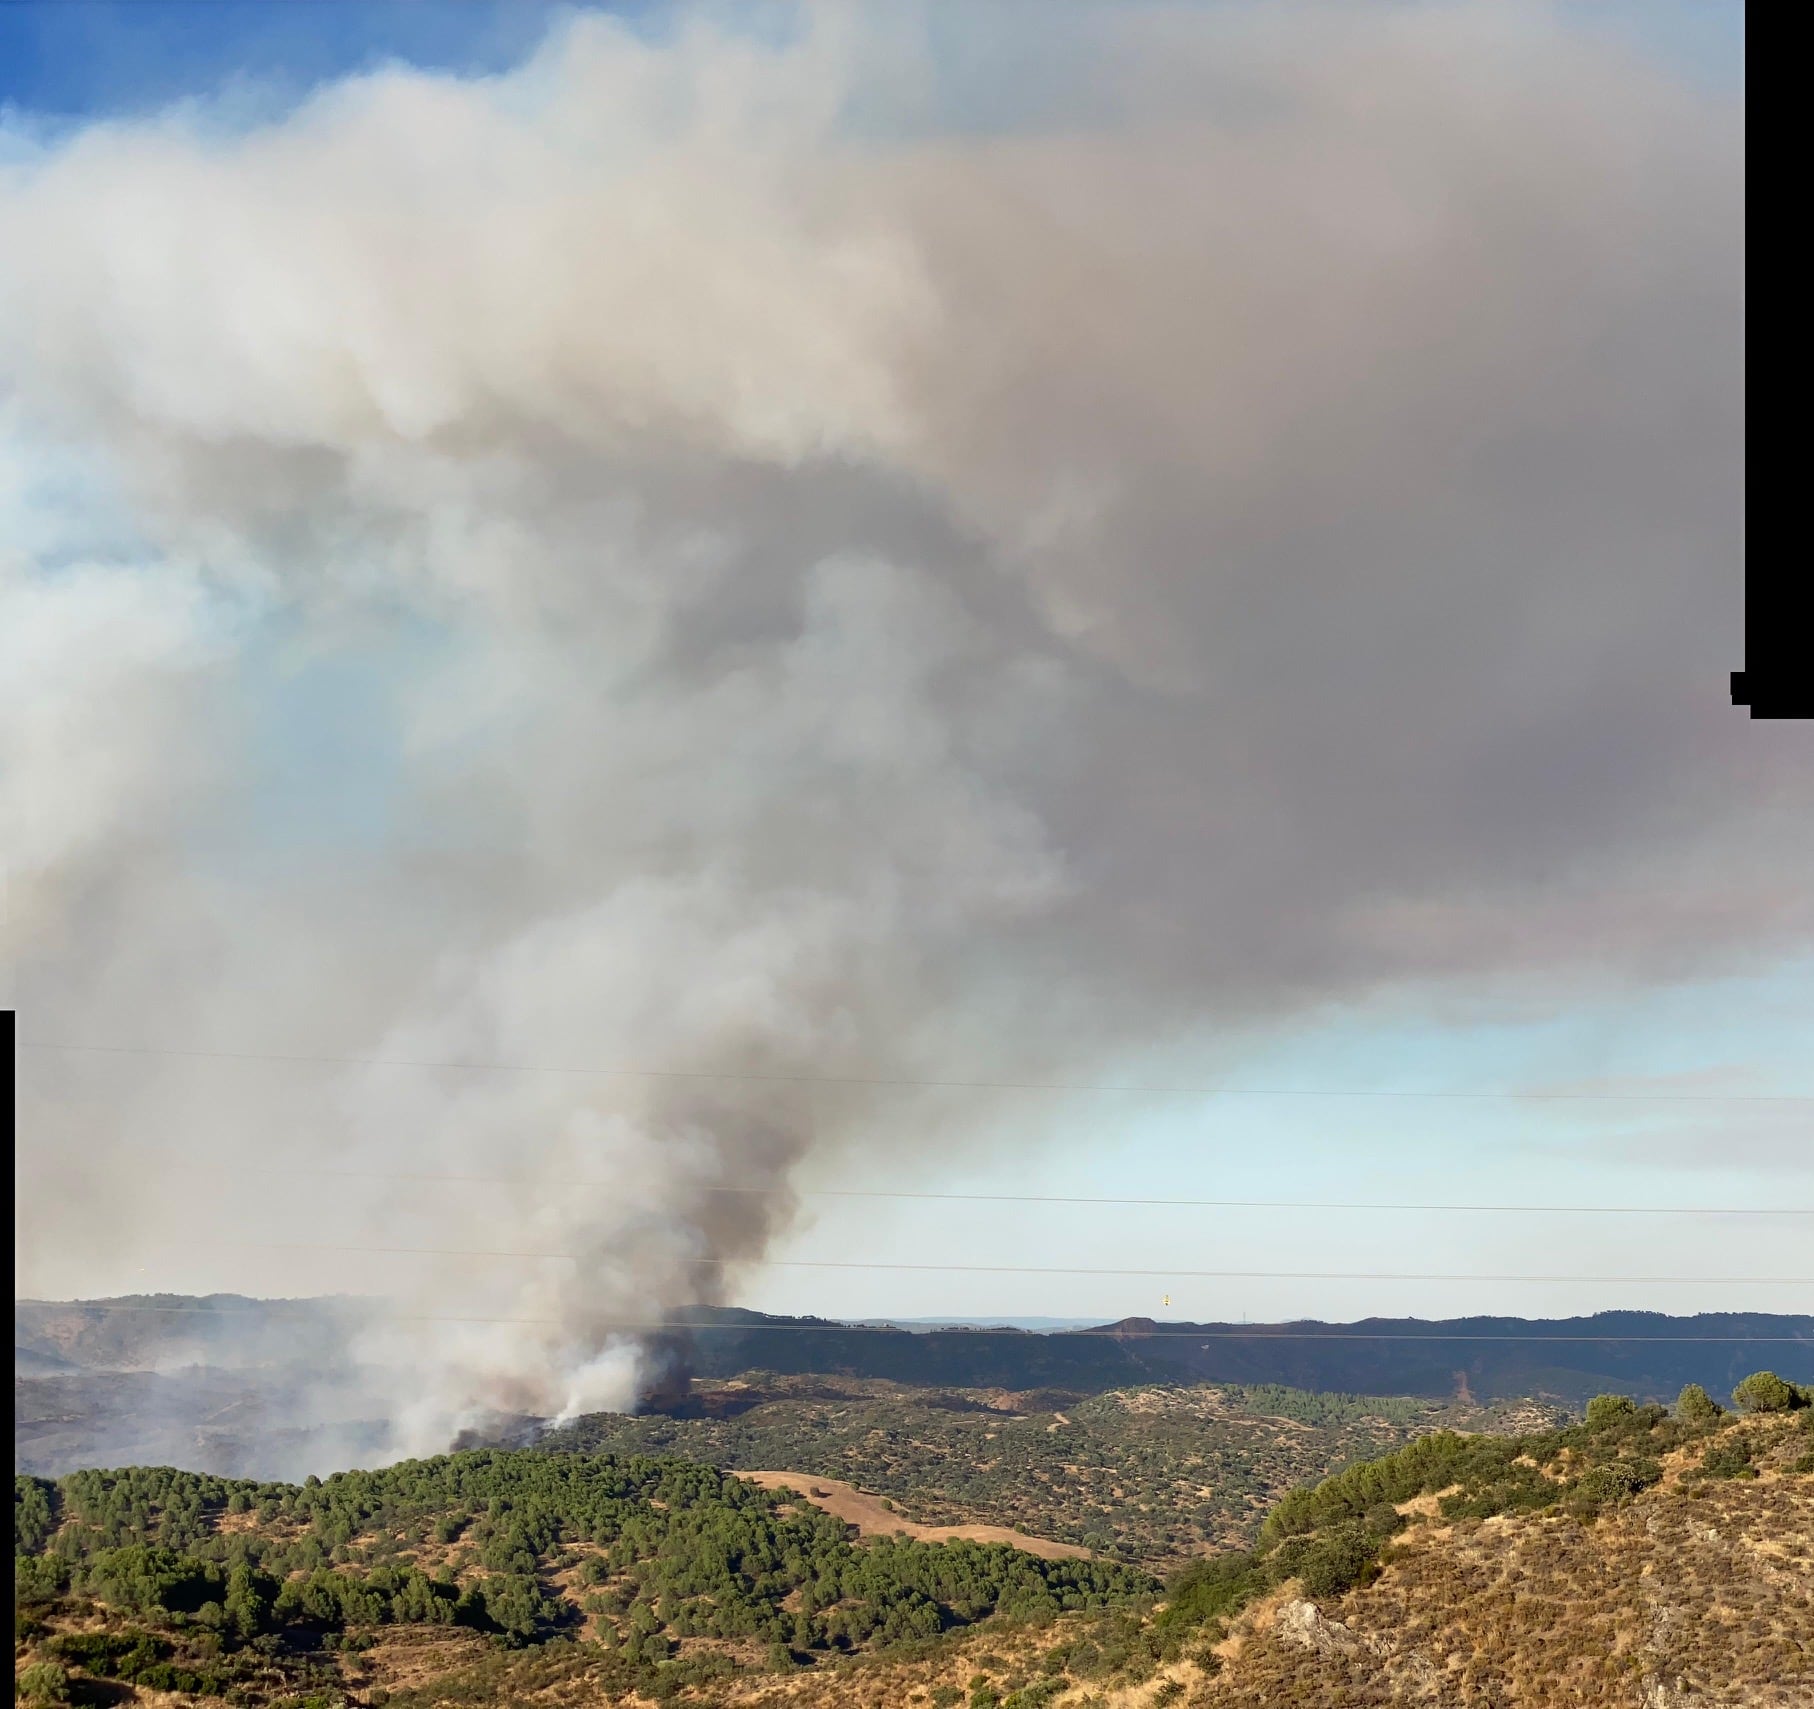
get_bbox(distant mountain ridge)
[18,1295,1811,1405]
[15,1293,374,1374]
[666,1305,1814,1404]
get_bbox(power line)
[105,1156,1814,1217]
[16,1038,1809,1104]
[12,1301,1810,1343]
[117,1237,1814,1286]
[699,1189,1814,1217]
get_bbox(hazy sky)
[4,1,1795,1370]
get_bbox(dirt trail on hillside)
[737,1471,1090,1561]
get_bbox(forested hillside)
[13,1447,1152,1705]
[15,1375,1812,1706]
[541,1377,1561,1568]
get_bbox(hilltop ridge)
[20,1297,1809,1403]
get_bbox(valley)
[539,1375,1561,1569]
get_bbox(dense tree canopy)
[1731,1372,1809,1415]
[15,1446,1153,1699]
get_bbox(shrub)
[1584,1395,1638,1429]
[1565,1459,1662,1516]
[1696,1440,1756,1481]
[14,1478,59,1556]
[77,1544,235,1619]
[14,1663,70,1705]
[1157,1552,1266,1630]
[1675,1384,1722,1425]
[44,1631,168,1677]
[1295,1522,1377,1599]
[13,1555,70,1607]
[1003,1682,1068,1709]
[1731,1372,1804,1414]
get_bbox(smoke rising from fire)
[5,4,1780,1459]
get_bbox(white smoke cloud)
[5,3,1781,1460]
[0,558,220,950]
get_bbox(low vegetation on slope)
[1176,1386,1814,1707]
[540,1376,1557,1568]
[12,1374,1810,1708]
[1159,1377,1814,1635]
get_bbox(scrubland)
[13,1378,1811,1708]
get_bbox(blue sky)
[0,2,602,121]
[0,0,1742,121]
[6,0,1786,1342]
[755,956,1810,1324]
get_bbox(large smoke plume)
[5,4,1782,1465]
